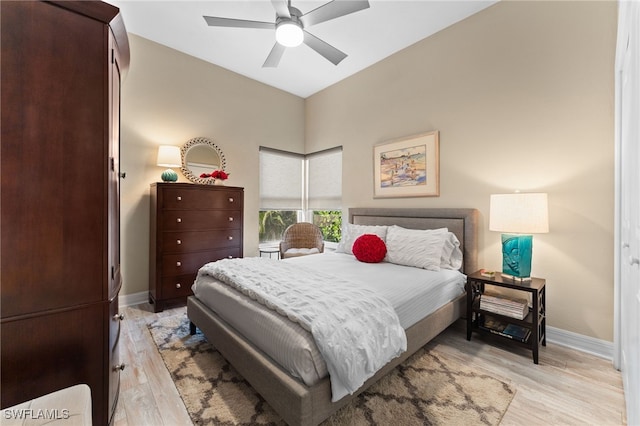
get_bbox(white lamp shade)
[276,21,303,47]
[489,193,549,234]
[157,145,181,167]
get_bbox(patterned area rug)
[148,313,515,426]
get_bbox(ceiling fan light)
[276,21,303,47]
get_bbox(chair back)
[279,223,325,258]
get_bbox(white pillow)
[441,232,463,270]
[384,226,448,271]
[336,224,388,255]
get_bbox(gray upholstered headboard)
[349,208,479,274]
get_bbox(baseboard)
[119,291,149,308]
[546,325,613,361]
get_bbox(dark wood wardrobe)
[0,1,130,424]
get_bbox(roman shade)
[259,147,304,210]
[307,146,342,210]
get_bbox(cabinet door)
[0,1,105,317]
[0,304,105,425]
[108,297,123,423]
[109,30,123,300]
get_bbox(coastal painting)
[379,144,426,187]
[373,131,439,198]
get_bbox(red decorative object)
[352,234,387,263]
[199,170,230,180]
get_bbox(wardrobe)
[0,1,129,424]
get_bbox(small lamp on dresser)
[489,192,549,280]
[157,145,181,182]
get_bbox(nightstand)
[466,270,546,364]
[259,247,281,259]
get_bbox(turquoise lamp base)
[501,233,533,280]
[161,169,178,182]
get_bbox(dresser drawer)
[160,273,195,299]
[161,248,241,276]
[161,210,242,231]
[162,229,241,253]
[162,187,242,210]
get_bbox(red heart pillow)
[352,234,387,263]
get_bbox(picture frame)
[373,131,439,198]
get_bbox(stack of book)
[479,292,529,320]
[479,318,531,343]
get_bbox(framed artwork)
[373,131,439,198]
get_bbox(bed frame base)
[188,294,464,426]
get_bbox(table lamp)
[157,145,181,182]
[489,192,549,280]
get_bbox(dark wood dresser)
[0,1,129,425]
[149,183,244,312]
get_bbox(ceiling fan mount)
[203,0,370,68]
[278,5,302,21]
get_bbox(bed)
[187,207,479,426]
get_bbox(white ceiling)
[107,0,497,98]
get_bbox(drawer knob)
[114,364,126,372]
[177,196,182,201]
[228,217,234,222]
[113,313,124,321]
[229,197,234,203]
[228,236,233,240]
[176,261,182,267]
[176,283,181,289]
[176,218,182,223]
[177,239,182,245]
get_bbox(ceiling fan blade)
[303,31,347,65]
[203,16,273,29]
[263,42,287,68]
[270,0,291,18]
[300,0,370,27]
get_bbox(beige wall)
[306,1,617,340]
[120,1,617,341]
[120,35,305,299]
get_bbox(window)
[259,148,303,245]
[312,210,342,243]
[259,146,342,246]
[306,147,343,244]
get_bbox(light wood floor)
[113,303,627,425]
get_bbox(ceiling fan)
[203,0,370,68]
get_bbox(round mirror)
[180,137,227,184]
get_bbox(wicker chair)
[279,223,325,259]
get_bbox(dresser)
[0,1,129,425]
[149,183,244,312]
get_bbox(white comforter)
[198,257,408,401]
